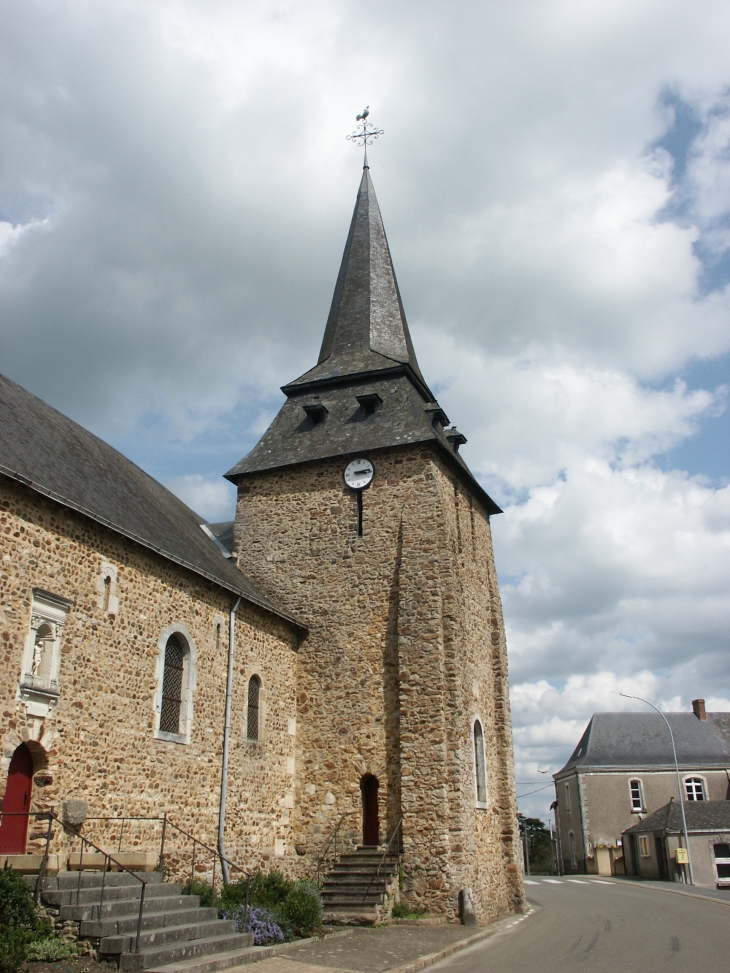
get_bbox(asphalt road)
[430,877,730,973]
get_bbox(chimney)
[692,698,706,721]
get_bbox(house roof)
[225,166,502,516]
[624,800,730,835]
[555,712,730,777]
[0,372,305,632]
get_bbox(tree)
[518,815,555,874]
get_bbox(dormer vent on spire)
[302,403,328,426]
[356,393,383,415]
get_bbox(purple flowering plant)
[220,906,285,945]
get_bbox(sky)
[1,0,729,823]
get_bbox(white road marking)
[567,879,588,884]
[524,879,540,885]
[543,879,563,883]
[592,879,615,884]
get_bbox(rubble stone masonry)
[233,444,525,921]
[0,476,299,875]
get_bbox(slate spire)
[289,164,425,388]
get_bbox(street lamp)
[619,692,694,885]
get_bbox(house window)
[154,625,196,744]
[713,843,730,881]
[19,589,72,717]
[564,782,571,813]
[247,675,261,741]
[473,718,488,806]
[629,779,644,812]
[684,777,706,801]
[638,835,651,857]
[568,831,577,868]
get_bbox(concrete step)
[81,907,220,940]
[321,893,385,906]
[119,932,254,971]
[322,886,387,898]
[47,871,164,890]
[324,872,393,883]
[101,919,237,955]
[146,943,270,973]
[45,882,177,907]
[61,894,200,922]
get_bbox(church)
[0,159,525,924]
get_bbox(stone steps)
[41,870,253,971]
[81,907,220,939]
[320,847,399,924]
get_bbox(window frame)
[683,776,707,802]
[713,842,730,884]
[638,834,651,857]
[153,624,196,745]
[629,778,644,813]
[564,781,572,813]
[246,674,262,742]
[471,716,488,809]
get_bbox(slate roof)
[0,372,304,631]
[226,166,502,516]
[624,800,730,834]
[555,712,730,777]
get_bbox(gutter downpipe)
[620,693,694,885]
[219,596,241,885]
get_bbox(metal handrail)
[314,811,353,885]
[38,812,148,953]
[362,817,403,903]
[3,810,257,937]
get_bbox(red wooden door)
[0,744,33,854]
[361,774,379,847]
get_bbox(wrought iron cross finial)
[347,107,384,165]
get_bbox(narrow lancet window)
[160,634,185,735]
[473,719,487,805]
[247,675,261,741]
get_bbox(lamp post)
[620,693,694,885]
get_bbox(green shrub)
[0,866,42,931]
[182,877,217,908]
[218,876,249,912]
[0,926,33,973]
[249,870,293,910]
[282,880,322,936]
[26,937,77,961]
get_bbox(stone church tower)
[227,165,525,921]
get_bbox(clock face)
[344,458,375,490]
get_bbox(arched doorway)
[0,744,34,854]
[360,774,379,847]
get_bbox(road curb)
[608,878,730,909]
[382,910,533,973]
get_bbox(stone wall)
[232,443,525,921]
[0,475,299,877]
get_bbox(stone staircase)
[41,870,257,972]
[320,847,399,925]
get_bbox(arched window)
[473,718,487,806]
[160,634,186,735]
[629,779,644,812]
[247,676,261,741]
[685,777,705,801]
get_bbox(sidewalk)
[246,916,525,973]
[610,875,730,905]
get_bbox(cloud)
[165,473,236,523]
